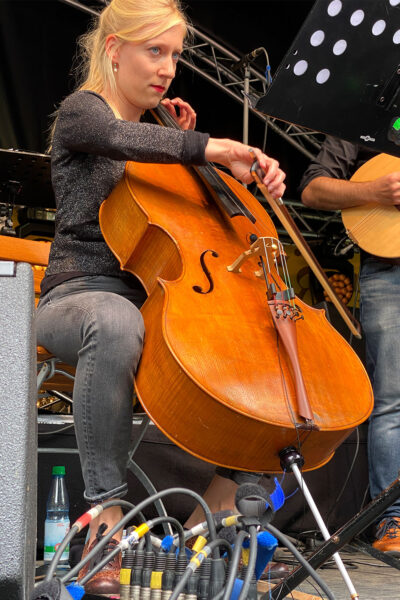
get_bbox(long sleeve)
[55,90,209,165]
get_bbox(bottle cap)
[52,466,66,475]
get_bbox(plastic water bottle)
[43,466,70,566]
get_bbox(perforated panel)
[257,0,400,156]
[0,262,37,600]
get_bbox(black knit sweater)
[42,90,209,294]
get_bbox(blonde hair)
[47,0,187,148]
[77,0,188,95]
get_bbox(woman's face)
[108,24,185,120]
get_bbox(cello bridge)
[226,236,280,276]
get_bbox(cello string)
[156,103,313,440]
[272,320,302,440]
[277,239,295,308]
[262,237,272,274]
[260,239,311,438]
[156,105,287,287]
[155,103,263,222]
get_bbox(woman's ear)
[105,34,120,62]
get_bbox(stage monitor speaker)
[0,261,37,600]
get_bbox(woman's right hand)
[205,138,286,199]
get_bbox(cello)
[99,111,373,474]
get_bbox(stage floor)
[260,545,400,599]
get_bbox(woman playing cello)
[36,0,286,593]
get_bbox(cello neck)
[151,105,256,222]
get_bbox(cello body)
[100,160,373,473]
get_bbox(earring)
[113,63,118,73]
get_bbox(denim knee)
[85,293,145,371]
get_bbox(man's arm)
[301,173,400,211]
[300,136,400,211]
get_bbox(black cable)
[206,538,233,559]
[359,483,370,511]
[302,577,324,599]
[210,589,225,600]
[81,519,157,586]
[237,525,258,600]
[79,544,121,586]
[326,427,360,528]
[44,499,136,582]
[168,538,233,600]
[38,424,75,435]
[62,486,218,584]
[264,523,335,600]
[149,516,186,552]
[164,563,193,600]
[221,529,249,600]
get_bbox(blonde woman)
[36,0,285,593]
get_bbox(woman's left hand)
[161,97,197,130]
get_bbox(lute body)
[342,153,400,258]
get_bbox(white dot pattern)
[333,39,347,55]
[316,69,331,84]
[293,60,308,76]
[310,30,325,46]
[327,0,342,17]
[350,10,365,26]
[372,20,387,36]
[285,0,399,91]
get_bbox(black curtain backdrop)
[0,0,315,198]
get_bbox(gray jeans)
[36,275,146,503]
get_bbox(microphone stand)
[241,64,253,190]
[243,65,251,146]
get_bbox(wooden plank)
[0,236,50,266]
[257,580,322,599]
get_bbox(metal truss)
[58,0,342,242]
[60,0,322,161]
[182,27,323,162]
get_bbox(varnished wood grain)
[100,161,373,473]
[342,153,400,258]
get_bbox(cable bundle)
[30,483,336,600]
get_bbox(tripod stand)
[264,446,400,600]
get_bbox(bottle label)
[44,520,70,562]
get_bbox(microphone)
[230,47,264,73]
[234,483,271,518]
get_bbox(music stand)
[256,0,400,156]
[0,149,55,209]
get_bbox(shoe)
[77,523,121,595]
[372,517,400,556]
[260,561,291,581]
